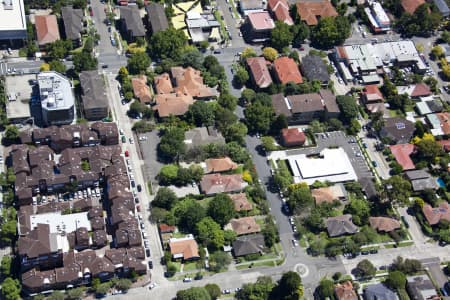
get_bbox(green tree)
[416,138,444,159]
[49,60,66,73]
[159,127,186,161]
[262,216,279,248]
[395,4,441,37]
[234,65,249,86]
[149,27,188,60]
[287,184,314,213]
[355,259,376,278]
[176,287,211,300]
[241,88,256,104]
[1,256,12,277]
[316,278,335,299]
[336,95,359,124]
[46,39,73,60]
[95,283,111,295]
[158,164,179,185]
[384,175,412,205]
[261,136,278,151]
[204,283,221,300]
[262,47,279,62]
[73,51,97,72]
[223,122,248,145]
[224,229,237,244]
[209,251,231,272]
[208,194,235,227]
[1,219,17,244]
[244,102,274,134]
[172,198,206,232]
[275,271,304,300]
[240,47,257,60]
[431,45,444,59]
[180,47,204,70]
[48,291,65,300]
[127,52,151,74]
[196,217,225,249]
[292,23,310,47]
[3,125,19,142]
[153,188,178,210]
[66,287,84,300]
[218,93,238,111]
[311,16,351,49]
[442,30,450,43]
[385,271,406,290]
[271,21,294,51]
[236,276,274,300]
[344,198,370,226]
[1,277,21,300]
[186,101,216,127]
[115,278,132,292]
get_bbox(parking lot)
[268,131,374,184]
[136,130,164,185]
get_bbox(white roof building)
[365,1,390,32]
[0,0,27,41]
[287,148,357,185]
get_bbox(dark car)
[148,260,153,269]
[146,249,151,257]
[102,64,108,69]
[137,184,142,192]
[130,181,136,188]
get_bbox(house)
[232,234,265,256]
[79,71,109,121]
[239,0,265,16]
[245,11,275,43]
[271,90,339,124]
[204,157,238,173]
[153,92,195,118]
[281,128,306,147]
[246,57,273,89]
[229,193,253,211]
[119,6,145,41]
[362,85,385,114]
[397,83,432,99]
[422,202,450,226]
[326,215,358,237]
[296,0,338,26]
[433,0,450,17]
[159,223,176,234]
[273,57,303,84]
[436,112,450,135]
[364,283,398,300]
[312,184,347,205]
[405,169,439,192]
[0,0,27,47]
[61,6,84,46]
[389,144,416,171]
[184,127,225,149]
[380,117,415,144]
[35,15,60,47]
[369,217,401,233]
[225,217,261,235]
[145,3,169,35]
[268,0,294,25]
[438,139,450,152]
[200,173,247,195]
[91,122,119,145]
[301,55,330,84]
[406,275,439,300]
[365,1,390,32]
[154,73,173,94]
[169,235,200,260]
[132,75,152,104]
[334,281,358,300]
[401,0,425,14]
[415,100,443,116]
[171,67,218,99]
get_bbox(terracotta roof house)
[335,281,358,300]
[312,184,347,205]
[326,215,358,237]
[119,6,146,41]
[436,112,450,135]
[401,0,425,14]
[246,57,273,89]
[389,143,416,171]
[273,57,303,84]
[204,157,238,173]
[225,217,261,235]
[229,193,253,211]
[438,139,450,152]
[184,126,225,149]
[422,202,450,226]
[153,92,195,118]
[246,11,276,42]
[406,275,439,300]
[405,169,439,192]
[200,173,248,195]
[145,3,169,34]
[281,128,306,147]
[369,217,401,232]
[35,15,60,46]
[268,0,294,25]
[61,6,84,46]
[364,283,398,300]
[169,236,200,260]
[171,66,219,99]
[132,75,152,104]
[232,234,265,257]
[397,83,432,99]
[380,117,415,144]
[362,85,385,114]
[154,73,173,94]
[301,55,330,83]
[296,0,338,26]
[159,223,176,233]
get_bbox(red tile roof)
[225,217,261,235]
[401,0,425,14]
[247,11,276,30]
[246,57,273,88]
[132,75,152,103]
[422,202,450,225]
[364,85,384,102]
[389,144,416,170]
[268,0,294,25]
[369,217,401,232]
[153,92,195,117]
[205,157,238,173]
[154,73,173,94]
[438,139,450,152]
[159,223,176,233]
[296,0,338,26]
[281,128,306,147]
[35,15,61,46]
[410,83,431,98]
[229,193,253,211]
[169,238,199,260]
[200,173,247,195]
[436,112,450,135]
[273,57,303,84]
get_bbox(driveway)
[138,130,164,185]
[421,257,448,289]
[397,207,428,246]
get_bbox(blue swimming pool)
[437,178,445,188]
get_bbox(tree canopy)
[153,187,178,210]
[355,259,376,278]
[311,16,351,49]
[336,95,359,124]
[159,127,186,162]
[196,217,225,249]
[208,193,235,227]
[271,21,293,51]
[244,102,274,134]
[275,271,304,300]
[176,287,211,300]
[149,27,188,60]
[127,52,151,74]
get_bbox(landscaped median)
[355,136,381,183]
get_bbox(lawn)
[213,10,228,43]
[183,261,200,272]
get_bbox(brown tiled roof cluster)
[268,0,294,25]
[132,75,152,104]
[369,217,401,232]
[35,15,60,46]
[334,281,358,300]
[273,57,303,84]
[422,202,450,225]
[205,157,238,173]
[200,173,247,195]
[225,217,261,235]
[296,0,338,25]
[246,57,273,88]
[401,0,425,14]
[271,90,339,117]
[326,215,358,237]
[281,128,306,147]
[169,238,200,260]
[229,193,253,211]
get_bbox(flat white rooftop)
[30,211,92,233]
[38,71,75,111]
[0,0,26,32]
[288,148,357,185]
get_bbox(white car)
[292,239,299,247]
[183,277,192,282]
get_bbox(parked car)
[183,277,192,282]
[137,184,142,192]
[121,136,126,143]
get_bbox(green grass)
[229,0,240,19]
[299,236,307,248]
[397,241,414,247]
[214,10,229,43]
[183,261,200,272]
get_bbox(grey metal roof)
[120,6,146,37]
[433,0,450,16]
[145,3,169,33]
[364,283,398,300]
[79,71,108,110]
[301,55,330,82]
[232,234,265,257]
[326,214,358,237]
[61,6,83,41]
